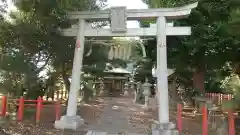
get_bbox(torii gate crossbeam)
[54,2,198,135]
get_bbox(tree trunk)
[234,62,240,76]
[193,69,205,92]
[62,72,70,105]
[62,72,70,93]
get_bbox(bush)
[221,73,240,110]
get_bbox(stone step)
[86,131,107,135]
[86,131,144,135]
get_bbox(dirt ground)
[0,97,238,135]
[148,106,233,135]
[0,98,106,135]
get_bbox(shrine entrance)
[54,2,198,135]
[103,74,129,96]
[97,68,131,97]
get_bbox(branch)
[85,44,92,57]
[35,52,41,64]
[36,53,52,73]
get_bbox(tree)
[0,0,7,14]
[140,0,240,94]
[0,0,109,98]
[142,0,195,8]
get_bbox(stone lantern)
[142,78,151,107]
[129,79,135,89]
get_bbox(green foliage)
[0,0,131,100]
[228,8,240,38]
[134,58,153,82]
[142,0,196,8]
[221,74,240,93]
[139,0,240,93]
[0,0,109,99]
[0,0,239,101]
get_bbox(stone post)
[149,82,158,111]
[142,78,151,108]
[136,82,141,100]
[92,84,97,97]
[123,82,129,96]
[99,79,105,96]
[123,82,129,97]
[132,82,137,103]
[54,19,85,130]
[129,77,136,101]
[152,16,179,135]
[153,83,157,97]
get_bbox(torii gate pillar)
[55,3,198,134]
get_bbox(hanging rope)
[130,39,147,58]
[84,38,149,60]
[84,40,113,57]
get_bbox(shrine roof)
[104,68,131,74]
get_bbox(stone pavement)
[84,97,153,135]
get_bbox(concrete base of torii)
[54,115,84,130]
[152,122,179,135]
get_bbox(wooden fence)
[0,96,62,123]
[177,104,236,135]
[205,93,233,105]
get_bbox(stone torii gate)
[55,2,198,134]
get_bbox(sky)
[107,0,148,28]
[0,0,16,12]
[2,0,148,28]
